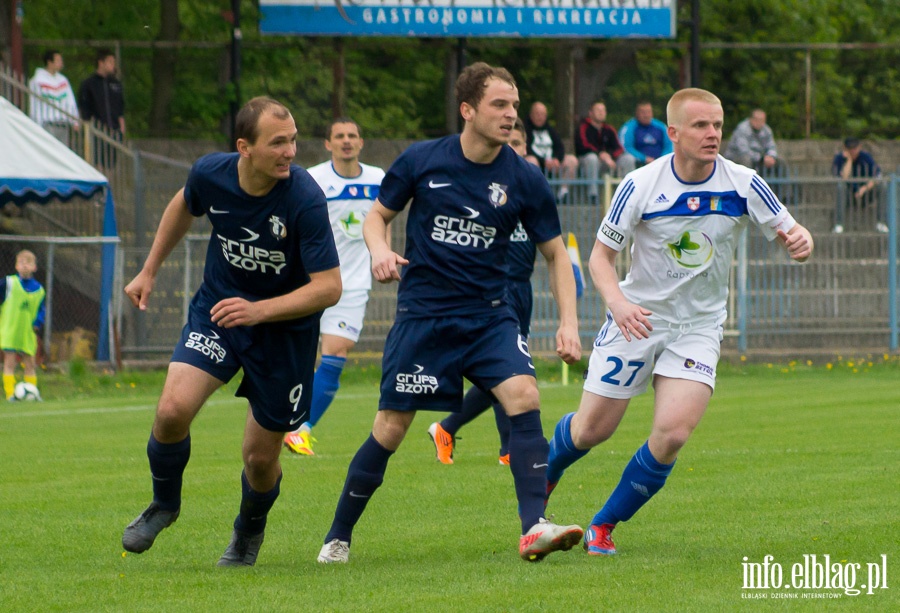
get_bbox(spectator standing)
[575,101,624,205]
[723,108,780,173]
[524,101,579,203]
[831,137,887,234]
[618,101,672,175]
[78,48,125,136]
[28,50,79,146]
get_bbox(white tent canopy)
[0,95,118,362]
[0,95,107,204]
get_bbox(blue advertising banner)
[259,1,676,38]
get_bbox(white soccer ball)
[13,381,41,402]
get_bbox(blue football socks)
[508,410,550,533]
[234,470,281,535]
[546,412,589,485]
[305,355,346,429]
[591,440,675,527]
[147,434,191,512]
[326,434,394,544]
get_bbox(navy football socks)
[325,434,394,544]
[441,385,493,435]
[147,434,191,512]
[234,470,281,535]
[508,410,550,533]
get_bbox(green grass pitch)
[1,359,897,611]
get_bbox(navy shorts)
[507,280,534,338]
[379,313,535,412]
[171,305,319,432]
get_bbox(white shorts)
[583,312,724,399]
[319,289,369,342]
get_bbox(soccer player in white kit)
[283,119,385,455]
[545,88,814,555]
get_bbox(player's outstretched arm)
[211,267,342,328]
[537,235,581,364]
[589,239,652,342]
[777,225,813,263]
[124,189,194,310]
[365,200,408,284]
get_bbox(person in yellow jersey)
[1,250,47,401]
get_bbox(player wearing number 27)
[546,88,813,555]
[317,62,584,565]
[120,97,341,566]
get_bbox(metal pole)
[805,49,812,138]
[228,0,242,149]
[690,0,701,88]
[737,227,748,354]
[889,176,897,351]
[44,243,55,351]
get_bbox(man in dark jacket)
[78,48,125,136]
[524,101,579,203]
[575,102,624,204]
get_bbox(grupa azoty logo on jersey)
[395,364,438,394]
[431,202,498,250]
[217,226,287,274]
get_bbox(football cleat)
[583,523,617,555]
[122,502,180,553]
[283,430,315,455]
[217,529,265,567]
[498,453,510,466]
[317,538,350,564]
[519,518,584,562]
[427,422,454,464]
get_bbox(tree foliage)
[15,0,900,142]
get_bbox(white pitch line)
[0,383,568,420]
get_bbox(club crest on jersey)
[349,186,358,197]
[687,196,700,211]
[488,182,508,207]
[269,215,287,240]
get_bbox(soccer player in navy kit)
[427,118,535,466]
[546,88,813,556]
[121,97,341,566]
[317,64,583,564]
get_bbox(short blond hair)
[16,249,37,265]
[666,88,722,128]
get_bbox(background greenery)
[14,0,900,142]
[1,358,898,611]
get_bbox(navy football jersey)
[183,152,340,328]
[378,135,559,317]
[507,220,536,283]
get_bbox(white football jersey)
[597,154,796,323]
[307,161,385,291]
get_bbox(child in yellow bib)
[1,250,46,400]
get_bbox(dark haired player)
[317,64,583,564]
[427,118,535,466]
[121,97,341,566]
